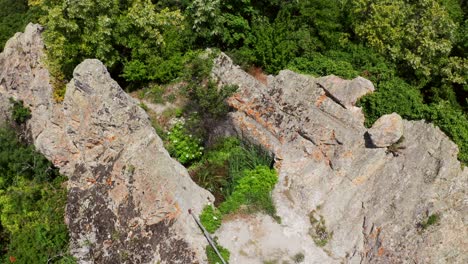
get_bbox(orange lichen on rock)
[315,94,328,107]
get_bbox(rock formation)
[212,54,467,263]
[0,24,212,263]
[1,25,466,264]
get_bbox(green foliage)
[9,98,32,124]
[0,127,72,263]
[38,0,188,85]
[425,101,468,164]
[189,137,242,203]
[288,54,358,79]
[227,142,274,193]
[236,14,306,74]
[419,213,440,230]
[350,0,456,78]
[0,0,39,51]
[183,50,217,83]
[190,81,238,118]
[206,242,230,264]
[0,128,56,188]
[219,166,277,216]
[138,102,149,112]
[167,121,204,165]
[199,205,222,233]
[358,78,428,126]
[188,0,253,49]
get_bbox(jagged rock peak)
[0,25,213,264]
[211,52,467,264]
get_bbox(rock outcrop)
[212,54,467,263]
[0,24,212,263]
[368,113,404,147]
[1,25,467,264]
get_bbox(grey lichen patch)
[308,210,333,247]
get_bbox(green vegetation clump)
[419,213,441,230]
[219,165,278,216]
[0,0,39,51]
[196,137,277,234]
[308,210,333,247]
[190,138,242,202]
[166,121,204,165]
[9,98,32,124]
[0,127,73,263]
[190,81,238,119]
[292,252,305,263]
[199,206,222,234]
[206,242,230,264]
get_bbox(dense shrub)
[425,101,468,164]
[219,165,278,216]
[9,98,31,124]
[0,0,39,51]
[199,205,222,234]
[206,242,230,264]
[189,81,238,119]
[357,78,428,126]
[166,121,204,165]
[0,127,73,263]
[288,54,358,79]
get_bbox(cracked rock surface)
[212,53,467,264]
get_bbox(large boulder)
[368,113,404,147]
[212,53,467,264]
[0,24,213,264]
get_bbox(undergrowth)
[0,126,74,263]
[198,137,278,235]
[206,241,230,264]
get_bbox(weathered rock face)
[0,94,10,125]
[212,54,467,263]
[368,113,404,147]
[0,24,212,263]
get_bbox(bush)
[190,81,238,119]
[0,0,39,51]
[199,205,222,234]
[426,101,468,164]
[219,165,278,217]
[166,121,204,165]
[357,78,428,127]
[9,98,31,124]
[0,126,73,263]
[227,142,274,192]
[206,242,230,264]
[189,137,241,203]
[288,55,358,79]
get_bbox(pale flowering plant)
[167,121,204,165]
